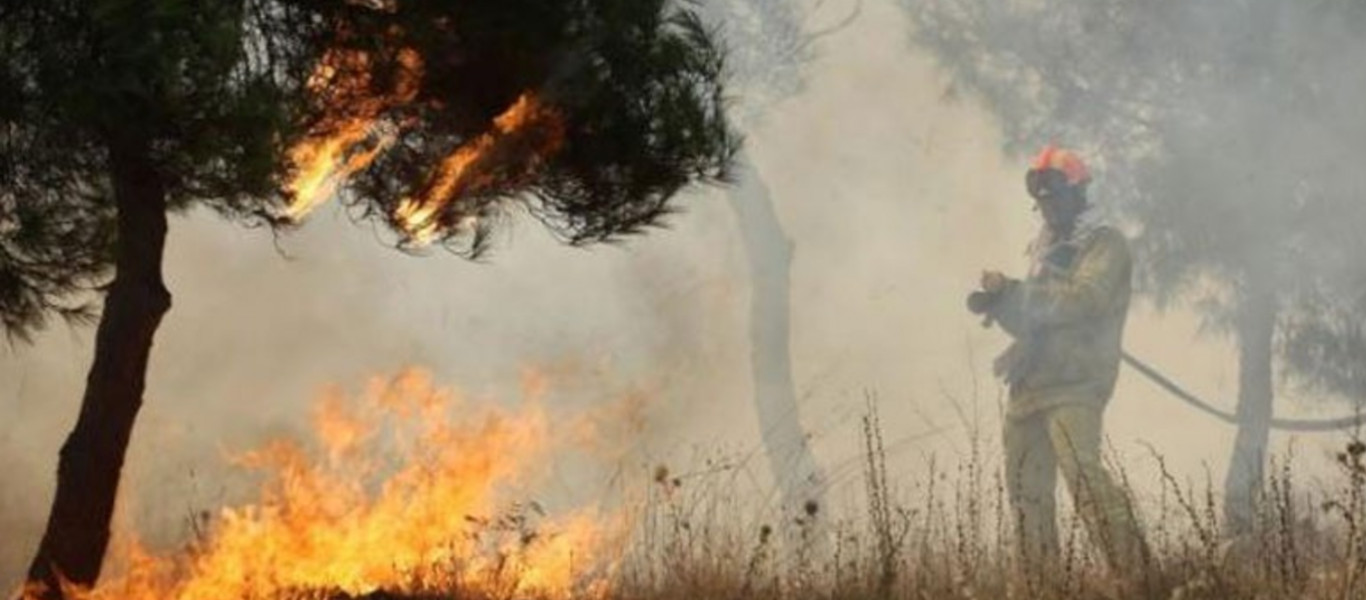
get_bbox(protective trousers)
[1004,403,1149,574]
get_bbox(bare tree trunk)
[26,136,171,599]
[1222,283,1276,535]
[726,151,828,527]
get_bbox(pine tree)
[2,1,736,596]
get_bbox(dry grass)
[595,418,1366,600]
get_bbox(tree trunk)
[726,151,828,527]
[1221,283,1276,535]
[26,137,171,599]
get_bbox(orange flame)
[57,369,625,600]
[284,48,422,220]
[283,47,565,247]
[395,93,565,245]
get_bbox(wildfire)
[285,45,565,247]
[284,48,421,220]
[64,369,625,600]
[394,93,564,245]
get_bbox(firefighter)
[967,146,1150,577]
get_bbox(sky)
[1,0,1357,590]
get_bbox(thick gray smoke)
[905,0,1366,522]
[5,0,1362,590]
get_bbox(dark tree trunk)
[1222,283,1277,535]
[726,151,828,523]
[26,137,171,599]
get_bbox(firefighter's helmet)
[1026,145,1090,200]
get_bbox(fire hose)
[972,292,1363,432]
[1121,350,1365,432]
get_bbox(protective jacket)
[986,225,1132,419]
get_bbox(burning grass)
[50,369,625,600]
[20,375,1366,600]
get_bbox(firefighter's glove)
[980,270,1009,294]
[969,270,1016,328]
[966,290,1000,315]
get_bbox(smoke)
[4,0,1361,591]
[0,416,41,591]
[899,0,1366,493]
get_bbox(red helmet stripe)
[1030,144,1089,185]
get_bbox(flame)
[395,93,565,246]
[284,48,422,220]
[283,47,566,247]
[57,369,625,600]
